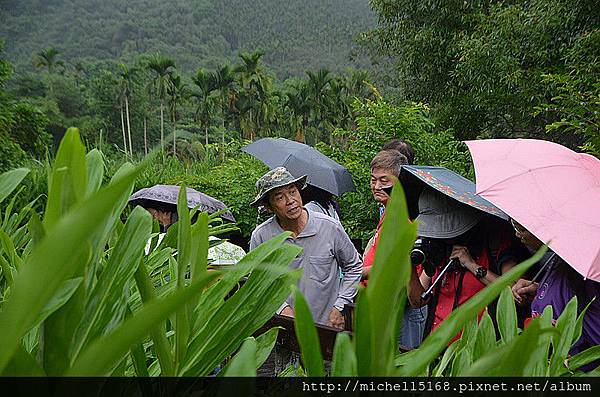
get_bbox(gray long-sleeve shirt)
[250,209,362,325]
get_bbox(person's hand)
[450,245,477,271]
[280,306,295,318]
[328,307,345,329]
[512,278,538,305]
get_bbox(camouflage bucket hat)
[250,167,307,207]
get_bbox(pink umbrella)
[465,138,600,281]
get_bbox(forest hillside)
[0,0,374,78]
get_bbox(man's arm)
[333,229,363,313]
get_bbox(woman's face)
[511,219,543,251]
[147,208,173,227]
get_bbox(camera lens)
[410,248,425,265]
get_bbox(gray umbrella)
[128,185,235,222]
[242,137,356,196]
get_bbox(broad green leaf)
[353,288,372,375]
[356,184,416,376]
[130,343,150,377]
[175,185,191,372]
[85,149,105,198]
[27,211,45,248]
[67,271,221,376]
[70,206,152,361]
[293,286,325,376]
[190,212,208,283]
[450,347,471,376]
[0,160,144,374]
[572,298,594,348]
[432,341,460,376]
[331,332,357,376]
[567,345,600,373]
[465,315,558,376]
[0,168,29,205]
[531,306,554,376]
[397,246,546,376]
[191,232,294,331]
[43,127,87,230]
[254,327,280,370]
[473,310,496,361]
[181,243,302,376]
[133,256,175,376]
[32,277,83,330]
[496,286,518,344]
[1,344,45,376]
[222,337,258,376]
[549,296,579,375]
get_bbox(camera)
[411,237,448,277]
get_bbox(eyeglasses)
[510,218,527,234]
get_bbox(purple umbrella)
[129,185,235,222]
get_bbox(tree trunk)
[125,95,133,158]
[221,116,225,161]
[143,117,148,155]
[120,104,127,157]
[205,124,209,147]
[160,101,165,153]
[172,108,177,155]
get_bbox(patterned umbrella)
[399,165,508,220]
[129,185,235,222]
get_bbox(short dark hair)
[382,139,415,165]
[370,149,408,178]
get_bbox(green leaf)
[465,315,558,376]
[1,344,45,376]
[254,327,280,370]
[175,185,191,372]
[85,149,105,198]
[0,168,29,205]
[567,345,600,373]
[222,337,258,376]
[67,272,221,376]
[432,341,460,376]
[496,286,518,344]
[356,184,416,376]
[0,159,144,374]
[331,332,357,376]
[549,296,579,375]
[473,310,496,361]
[130,343,150,377]
[70,206,153,361]
[398,246,546,376]
[32,277,83,329]
[43,127,87,230]
[293,286,325,376]
[181,243,302,376]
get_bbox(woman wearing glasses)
[511,219,600,371]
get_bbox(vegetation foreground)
[0,129,599,376]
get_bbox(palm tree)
[35,47,62,74]
[118,63,137,158]
[34,47,64,95]
[147,53,175,152]
[167,73,189,155]
[192,69,218,146]
[213,64,236,149]
[305,69,333,143]
[285,80,311,143]
[234,49,272,140]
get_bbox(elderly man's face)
[370,167,397,207]
[267,184,304,222]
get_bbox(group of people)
[245,137,600,373]
[135,137,599,374]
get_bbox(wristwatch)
[474,266,487,279]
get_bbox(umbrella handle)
[530,252,557,283]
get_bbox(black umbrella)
[128,185,236,222]
[400,165,507,221]
[242,138,356,196]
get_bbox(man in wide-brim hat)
[250,167,362,329]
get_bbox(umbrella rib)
[477,163,590,195]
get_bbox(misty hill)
[0,0,375,78]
